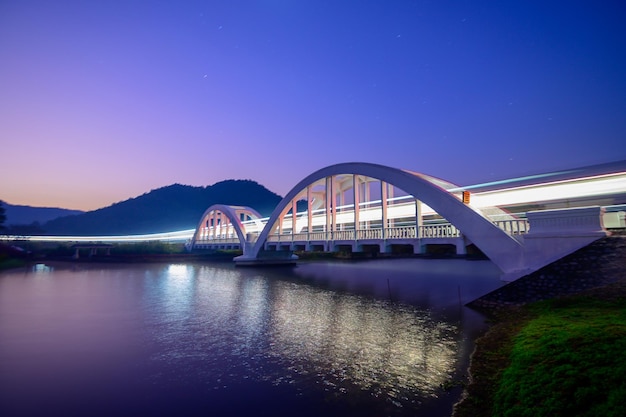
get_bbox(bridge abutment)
[468,233,626,310]
[501,206,610,281]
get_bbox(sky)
[1,0,625,211]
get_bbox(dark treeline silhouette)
[2,203,84,227]
[41,180,282,235]
[0,200,6,230]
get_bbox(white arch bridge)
[190,162,611,281]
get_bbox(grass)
[455,288,626,417]
[0,257,27,271]
[492,297,626,417]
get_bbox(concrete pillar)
[353,174,360,239]
[325,176,332,236]
[307,185,313,238]
[379,242,388,254]
[292,199,297,236]
[387,184,394,228]
[337,180,344,231]
[415,199,423,238]
[381,181,388,239]
[455,239,467,255]
[331,177,337,233]
[364,179,371,230]
[412,242,423,254]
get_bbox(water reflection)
[267,281,457,407]
[0,260,499,416]
[150,264,458,409]
[33,263,54,273]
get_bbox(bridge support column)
[455,238,467,255]
[379,242,389,254]
[307,185,313,235]
[381,181,388,239]
[325,176,332,235]
[411,242,421,254]
[353,174,361,233]
[291,199,297,234]
[415,199,423,235]
[364,180,370,230]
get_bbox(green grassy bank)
[0,257,27,270]
[455,280,626,417]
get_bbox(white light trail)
[0,229,196,243]
[2,170,624,244]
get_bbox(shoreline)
[452,276,626,417]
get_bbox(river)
[0,258,503,417]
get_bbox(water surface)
[0,259,502,416]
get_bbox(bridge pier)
[455,239,467,255]
[71,244,112,260]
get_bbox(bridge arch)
[191,205,263,251]
[240,162,524,273]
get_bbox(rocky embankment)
[468,233,626,310]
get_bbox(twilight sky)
[1,0,625,211]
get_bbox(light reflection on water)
[266,281,457,403]
[0,260,502,416]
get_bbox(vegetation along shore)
[453,275,626,417]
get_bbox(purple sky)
[1,1,625,211]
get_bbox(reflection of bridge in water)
[189,162,625,281]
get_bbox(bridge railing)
[201,220,528,246]
[293,232,309,241]
[265,225,465,242]
[419,224,460,238]
[195,237,240,244]
[333,230,356,240]
[385,226,418,239]
[493,219,530,235]
[308,231,330,241]
[356,229,383,240]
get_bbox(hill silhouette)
[43,180,282,235]
[3,203,84,226]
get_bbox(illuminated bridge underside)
[191,163,609,281]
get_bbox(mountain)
[42,180,283,235]
[2,203,84,226]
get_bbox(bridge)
[188,162,625,281]
[2,161,624,281]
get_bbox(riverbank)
[453,276,626,417]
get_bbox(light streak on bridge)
[0,229,196,243]
[206,169,626,238]
[1,164,624,245]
